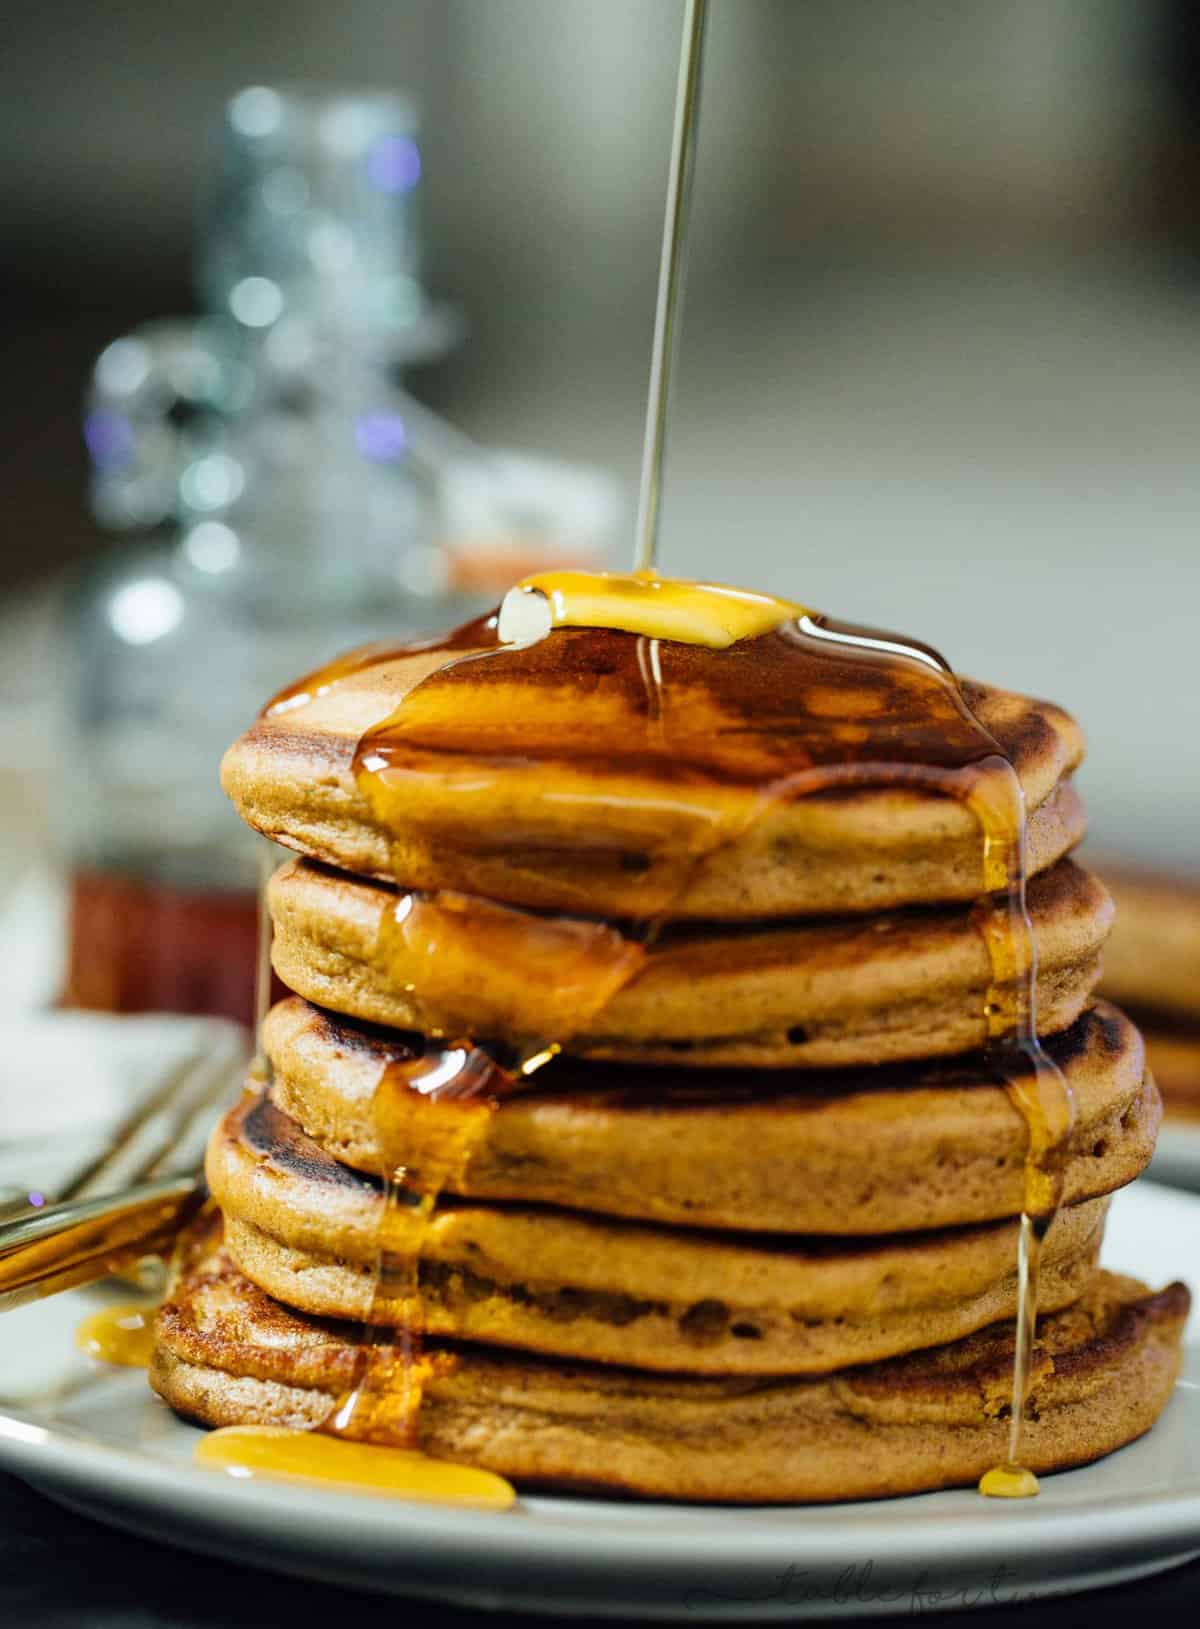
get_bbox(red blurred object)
[62,870,282,1028]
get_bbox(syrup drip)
[978,1461,1041,1500]
[323,1054,502,1447]
[75,1301,157,1367]
[186,824,518,1500]
[969,765,1075,1496]
[270,577,1075,1498]
[377,891,645,1046]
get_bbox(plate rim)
[0,1404,1189,1562]
[0,1181,1197,1614]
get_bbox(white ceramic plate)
[0,1182,1197,1622]
[1152,1121,1200,1195]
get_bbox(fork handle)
[0,1174,203,1312]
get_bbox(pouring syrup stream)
[633,0,708,576]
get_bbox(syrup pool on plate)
[75,1302,158,1367]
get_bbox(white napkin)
[0,1010,247,1200]
[0,866,68,1014]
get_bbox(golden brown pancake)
[1095,860,1200,1022]
[207,1091,1109,1376]
[265,997,1158,1234]
[1092,860,1200,1117]
[151,1212,1189,1504]
[221,622,1086,922]
[1136,1029,1200,1118]
[267,856,1110,1069]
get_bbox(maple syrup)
[261,573,1073,1501]
[196,1425,515,1507]
[264,617,499,720]
[322,1050,502,1448]
[75,1301,157,1367]
[977,1462,1041,1500]
[375,889,645,1046]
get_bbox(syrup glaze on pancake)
[225,579,1088,1487]
[347,614,1073,917]
[262,997,1158,1234]
[151,1212,1190,1504]
[223,615,1086,922]
[207,1089,1110,1376]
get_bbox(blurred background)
[1,0,1198,1051]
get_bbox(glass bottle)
[62,88,452,1027]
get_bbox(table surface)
[2,1472,1197,1629]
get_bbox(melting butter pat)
[195,1425,517,1508]
[498,571,806,650]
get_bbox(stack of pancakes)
[150,622,1188,1502]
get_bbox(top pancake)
[222,618,1086,920]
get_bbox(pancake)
[1094,860,1200,1022]
[267,856,1110,1070]
[207,1091,1110,1376]
[151,1212,1189,1504]
[1092,861,1200,1117]
[265,997,1158,1234]
[221,623,1086,922]
[1134,1028,1200,1119]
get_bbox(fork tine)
[0,1026,250,1308]
[139,1055,249,1183]
[56,1052,211,1203]
[61,1038,248,1202]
